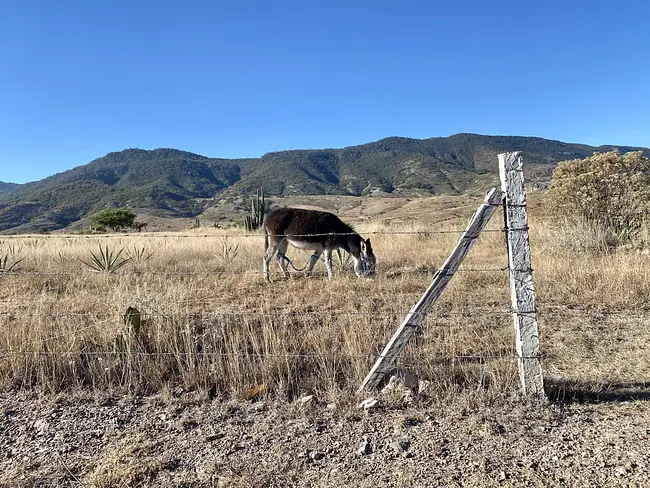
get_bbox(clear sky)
[1,1,649,183]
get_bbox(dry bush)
[549,151,650,246]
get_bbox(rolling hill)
[1,134,647,233]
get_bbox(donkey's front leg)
[263,243,277,282]
[304,251,321,277]
[324,249,334,280]
[351,255,364,278]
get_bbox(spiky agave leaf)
[125,245,154,264]
[0,250,25,272]
[81,245,131,272]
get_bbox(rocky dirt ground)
[2,391,650,487]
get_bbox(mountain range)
[1,133,648,233]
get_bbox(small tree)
[549,151,650,239]
[91,208,136,232]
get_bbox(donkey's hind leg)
[276,239,290,279]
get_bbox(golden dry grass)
[1,195,649,403]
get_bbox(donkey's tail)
[264,229,269,255]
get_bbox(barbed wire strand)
[0,304,638,320]
[0,350,526,361]
[0,308,584,320]
[0,267,509,278]
[0,306,629,354]
[0,228,508,240]
[0,315,117,348]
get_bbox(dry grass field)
[1,193,650,486]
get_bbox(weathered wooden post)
[359,187,505,392]
[498,152,546,400]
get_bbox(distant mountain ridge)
[0,181,20,193]
[1,133,648,233]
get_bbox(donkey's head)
[360,238,376,277]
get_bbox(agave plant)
[81,245,131,273]
[124,245,154,264]
[0,245,25,273]
[0,253,24,272]
[218,237,240,264]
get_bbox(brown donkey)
[263,208,376,282]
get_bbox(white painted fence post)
[359,187,505,392]
[498,152,546,400]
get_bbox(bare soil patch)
[2,393,650,487]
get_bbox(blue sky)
[1,1,649,183]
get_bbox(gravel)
[1,392,650,487]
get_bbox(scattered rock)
[357,436,372,456]
[227,444,244,455]
[178,417,198,431]
[381,376,414,405]
[249,401,267,413]
[358,398,379,410]
[392,438,411,453]
[204,433,224,442]
[315,419,328,433]
[384,367,419,390]
[298,395,314,405]
[33,419,48,433]
[309,451,325,461]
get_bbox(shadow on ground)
[546,378,650,403]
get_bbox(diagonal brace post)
[359,187,505,392]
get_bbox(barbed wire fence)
[0,264,520,390]
[0,305,523,375]
[0,303,612,346]
[0,152,549,398]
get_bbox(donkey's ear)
[364,238,373,253]
[360,240,366,253]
